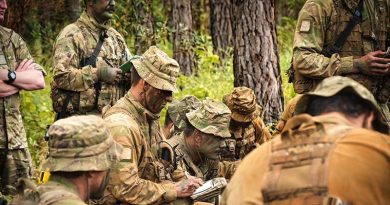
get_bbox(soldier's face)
[197,132,222,160]
[143,83,173,114]
[0,0,7,23]
[90,0,115,22]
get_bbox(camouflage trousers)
[0,148,32,195]
[380,103,390,127]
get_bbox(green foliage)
[277,17,297,103]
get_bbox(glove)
[97,66,122,84]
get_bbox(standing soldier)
[290,0,390,125]
[221,76,390,205]
[101,46,203,204]
[223,87,272,160]
[164,95,202,139]
[9,115,123,205]
[51,0,131,119]
[0,0,46,195]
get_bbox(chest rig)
[261,118,351,204]
[103,100,172,183]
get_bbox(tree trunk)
[132,0,156,54]
[172,0,197,75]
[209,0,233,59]
[233,0,283,124]
[191,0,202,32]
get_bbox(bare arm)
[0,80,19,97]
[0,60,45,91]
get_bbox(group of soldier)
[0,0,389,204]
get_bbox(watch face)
[10,72,16,79]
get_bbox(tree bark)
[132,0,156,54]
[209,0,233,59]
[191,0,202,32]
[233,0,283,124]
[172,0,197,75]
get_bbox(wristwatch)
[4,70,16,84]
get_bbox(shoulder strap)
[322,0,364,57]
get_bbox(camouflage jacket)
[221,114,390,204]
[229,117,272,160]
[101,92,177,204]
[0,26,45,149]
[9,176,86,205]
[51,12,131,116]
[163,133,239,182]
[292,0,389,103]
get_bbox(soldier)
[51,0,131,119]
[101,46,203,204]
[274,94,302,134]
[0,0,46,195]
[290,0,390,125]
[160,98,239,183]
[9,115,123,205]
[222,87,272,160]
[163,95,202,139]
[221,76,390,205]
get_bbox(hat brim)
[231,105,261,122]
[186,112,231,138]
[132,58,178,92]
[295,87,389,134]
[43,137,123,172]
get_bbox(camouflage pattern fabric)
[0,26,45,194]
[223,87,260,123]
[295,76,389,134]
[291,0,389,122]
[51,12,131,115]
[221,114,390,205]
[131,46,180,92]
[9,176,87,205]
[187,98,231,138]
[0,149,32,195]
[167,95,202,131]
[275,94,302,134]
[163,133,239,182]
[223,87,272,159]
[101,92,178,204]
[43,115,123,172]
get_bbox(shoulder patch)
[299,20,311,32]
[120,147,132,162]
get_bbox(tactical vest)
[103,100,172,183]
[292,0,389,104]
[260,118,352,204]
[51,20,129,116]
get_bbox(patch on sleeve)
[120,148,132,162]
[299,20,311,32]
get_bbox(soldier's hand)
[174,177,204,198]
[354,51,390,75]
[97,66,122,84]
[16,59,36,72]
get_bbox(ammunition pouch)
[219,139,236,161]
[142,161,172,182]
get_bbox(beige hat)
[131,46,180,92]
[223,87,261,122]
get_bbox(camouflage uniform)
[161,99,238,183]
[221,76,390,205]
[101,47,181,204]
[291,0,390,124]
[274,94,302,134]
[9,115,123,205]
[223,87,272,160]
[0,26,46,194]
[51,11,131,117]
[166,95,202,137]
